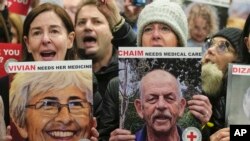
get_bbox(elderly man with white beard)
[201,27,242,141]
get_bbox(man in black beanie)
[201,27,242,141]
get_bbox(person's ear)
[178,98,186,117]
[14,122,28,138]
[134,99,143,119]
[244,37,250,52]
[23,36,31,53]
[67,31,75,49]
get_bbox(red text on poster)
[0,43,22,78]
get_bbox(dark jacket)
[135,125,183,141]
[0,6,11,42]
[94,49,118,97]
[97,22,136,141]
[98,77,119,141]
[95,21,137,97]
[203,72,228,139]
[0,75,10,126]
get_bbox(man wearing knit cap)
[201,27,242,141]
[136,0,188,47]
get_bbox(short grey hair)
[138,69,183,100]
[9,70,92,128]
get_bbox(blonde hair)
[186,3,219,38]
[9,13,23,43]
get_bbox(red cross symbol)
[187,131,197,141]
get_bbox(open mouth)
[153,115,171,123]
[47,130,76,139]
[203,60,215,65]
[83,36,97,47]
[151,45,163,47]
[40,51,56,61]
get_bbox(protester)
[137,0,211,125]
[106,1,212,140]
[22,2,76,61]
[74,0,136,97]
[9,71,97,141]
[136,0,188,47]
[185,2,219,47]
[201,27,242,141]
[0,3,101,140]
[74,0,136,140]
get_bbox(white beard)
[201,62,223,96]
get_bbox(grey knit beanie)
[137,0,188,47]
[213,27,242,53]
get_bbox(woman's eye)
[143,27,152,33]
[161,26,171,32]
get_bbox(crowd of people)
[0,0,250,141]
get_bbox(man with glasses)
[9,71,98,141]
[201,27,242,141]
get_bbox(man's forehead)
[77,6,107,21]
[142,70,175,81]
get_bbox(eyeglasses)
[203,38,235,54]
[26,99,91,117]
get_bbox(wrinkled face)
[202,37,237,72]
[190,17,209,43]
[75,5,113,59]
[135,72,185,134]
[24,11,75,61]
[20,85,92,141]
[142,23,178,47]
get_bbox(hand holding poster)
[8,60,94,141]
[119,47,203,133]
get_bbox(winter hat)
[212,27,242,53]
[137,0,188,47]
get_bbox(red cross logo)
[187,131,197,141]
